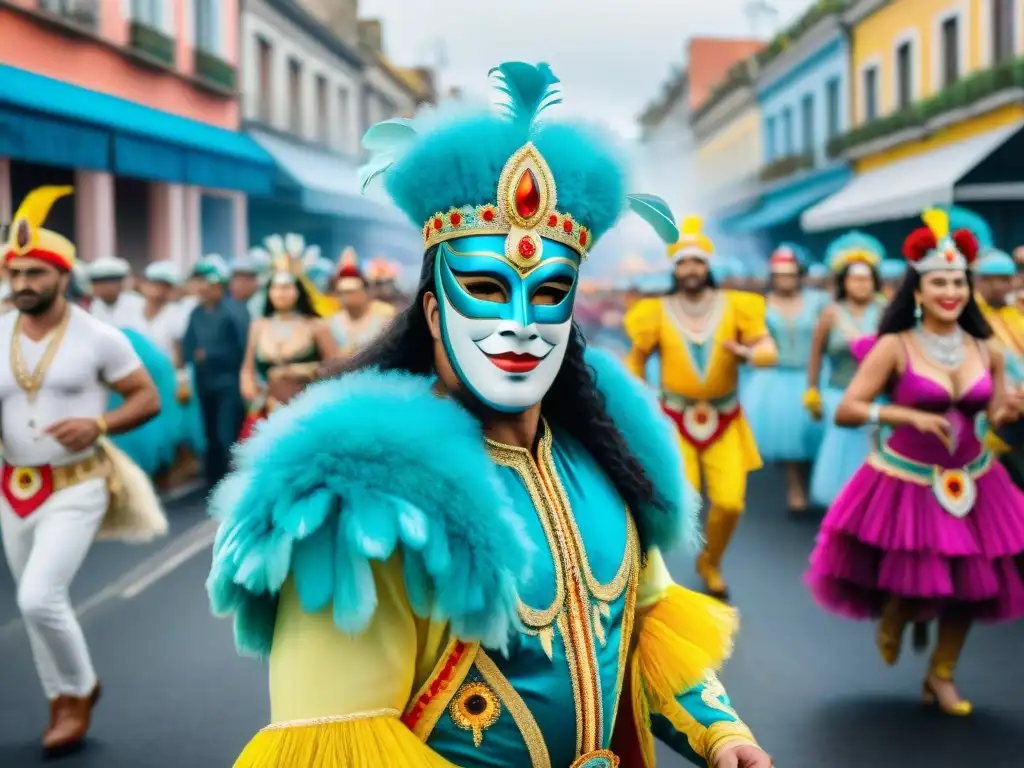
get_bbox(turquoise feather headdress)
[825,230,886,273]
[359,62,678,262]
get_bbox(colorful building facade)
[724,1,853,252]
[240,0,431,268]
[803,0,1024,249]
[0,0,275,271]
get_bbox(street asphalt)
[0,468,1021,767]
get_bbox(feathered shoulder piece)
[358,61,679,260]
[206,349,697,658]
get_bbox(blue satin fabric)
[424,424,633,767]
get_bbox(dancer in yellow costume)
[624,216,777,600]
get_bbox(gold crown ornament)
[4,186,76,271]
[422,143,590,273]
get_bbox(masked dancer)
[239,235,338,440]
[0,187,166,753]
[805,232,885,508]
[207,62,770,768]
[625,217,777,601]
[806,209,1024,714]
[744,244,828,513]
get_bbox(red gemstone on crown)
[433,217,443,231]
[945,249,954,262]
[515,169,541,219]
[563,219,573,234]
[15,219,30,249]
[547,214,558,227]
[579,230,588,247]
[518,236,536,258]
[482,208,495,222]
[450,212,462,227]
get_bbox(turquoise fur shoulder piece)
[208,349,697,659]
[206,369,533,659]
[584,347,700,555]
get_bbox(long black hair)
[877,268,992,337]
[263,274,318,318]
[834,263,882,300]
[325,247,659,528]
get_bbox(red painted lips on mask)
[486,352,542,373]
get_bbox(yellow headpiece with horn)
[4,186,75,270]
[666,215,714,262]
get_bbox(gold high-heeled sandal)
[922,663,972,716]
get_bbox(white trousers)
[0,478,107,699]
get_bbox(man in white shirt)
[87,256,145,330]
[0,187,160,754]
[137,260,188,363]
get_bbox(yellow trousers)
[680,416,762,514]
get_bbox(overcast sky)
[359,0,812,137]
[358,0,814,274]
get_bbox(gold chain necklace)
[11,307,71,404]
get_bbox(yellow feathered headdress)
[4,186,75,270]
[666,215,714,262]
[257,233,339,317]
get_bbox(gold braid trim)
[260,708,401,731]
[704,720,757,763]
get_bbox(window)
[338,87,351,150]
[132,0,162,26]
[863,66,878,122]
[257,37,273,123]
[825,78,841,138]
[895,41,913,109]
[781,108,793,155]
[993,0,1016,63]
[288,58,302,135]
[315,75,329,143]
[801,94,814,154]
[941,16,960,87]
[766,116,777,161]
[195,0,221,55]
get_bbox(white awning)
[801,121,1024,232]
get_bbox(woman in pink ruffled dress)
[806,209,1024,716]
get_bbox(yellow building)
[802,0,1024,238]
[692,62,764,216]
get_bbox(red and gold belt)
[660,392,740,450]
[1,454,109,519]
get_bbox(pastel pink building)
[0,0,274,270]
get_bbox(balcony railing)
[129,20,174,67]
[828,55,1024,158]
[759,152,814,182]
[37,0,99,29]
[194,50,236,91]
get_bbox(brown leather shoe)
[42,683,101,755]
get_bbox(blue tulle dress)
[809,300,884,507]
[107,329,179,476]
[744,290,829,462]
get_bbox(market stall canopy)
[801,122,1024,232]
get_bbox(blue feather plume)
[626,193,678,245]
[488,62,561,125]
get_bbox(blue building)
[720,2,852,259]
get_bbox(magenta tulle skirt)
[806,462,1024,622]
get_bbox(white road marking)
[120,527,216,599]
[0,516,219,644]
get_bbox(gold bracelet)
[96,416,108,435]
